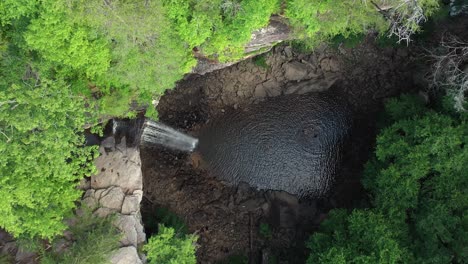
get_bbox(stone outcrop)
[82,137,146,264]
[0,229,38,264]
[91,138,143,193]
[110,246,143,264]
[248,46,341,100]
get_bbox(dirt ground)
[140,34,417,264]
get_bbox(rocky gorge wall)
[82,136,146,264]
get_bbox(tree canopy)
[0,0,445,244]
[307,95,468,264]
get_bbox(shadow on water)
[197,90,352,198]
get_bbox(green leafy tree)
[0,57,98,238]
[162,0,280,61]
[144,224,198,264]
[307,209,412,264]
[307,95,468,263]
[69,0,196,117]
[286,0,388,42]
[2,0,197,118]
[0,0,39,25]
[2,0,280,118]
[363,95,468,263]
[285,0,440,45]
[24,0,111,79]
[203,0,280,60]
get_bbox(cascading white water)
[140,120,198,152]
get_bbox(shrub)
[155,207,189,235]
[259,222,272,239]
[144,224,198,264]
[307,95,468,263]
[41,209,121,264]
[253,55,269,69]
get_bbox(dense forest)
[0,0,467,263]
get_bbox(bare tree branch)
[426,34,468,112]
[372,0,427,44]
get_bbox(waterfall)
[140,120,198,152]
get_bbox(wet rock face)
[198,91,352,197]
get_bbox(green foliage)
[0,46,98,239]
[364,95,468,262]
[253,55,269,69]
[0,82,98,238]
[162,0,280,61]
[286,0,441,48]
[391,0,440,38]
[41,209,121,264]
[144,224,198,264]
[411,3,451,43]
[0,0,283,117]
[0,0,39,25]
[307,95,468,263]
[267,254,278,264]
[382,94,427,122]
[289,39,315,54]
[143,207,196,264]
[1,0,197,118]
[428,2,451,21]
[286,0,388,43]
[154,207,189,235]
[0,253,13,263]
[307,209,411,264]
[69,0,196,116]
[259,222,272,239]
[24,0,111,79]
[331,32,403,49]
